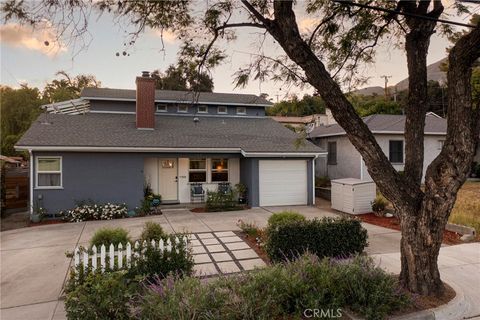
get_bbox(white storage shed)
[331,178,376,214]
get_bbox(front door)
[159,158,178,201]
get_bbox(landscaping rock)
[385,213,394,218]
[460,234,475,242]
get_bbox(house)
[15,72,326,214]
[309,114,448,181]
[270,109,336,129]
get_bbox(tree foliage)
[1,72,100,156]
[267,94,326,116]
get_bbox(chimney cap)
[141,71,150,77]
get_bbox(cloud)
[151,29,178,44]
[0,22,67,57]
[298,18,318,33]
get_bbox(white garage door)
[259,160,308,206]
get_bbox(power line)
[332,1,477,28]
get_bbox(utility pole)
[380,75,392,100]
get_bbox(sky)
[0,2,477,102]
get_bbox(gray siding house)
[309,114,449,181]
[16,73,325,214]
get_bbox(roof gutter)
[310,130,447,138]
[15,146,243,153]
[241,150,327,158]
[82,96,272,107]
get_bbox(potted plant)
[31,201,46,223]
[235,183,248,204]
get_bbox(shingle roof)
[81,88,273,106]
[309,114,447,138]
[16,113,323,154]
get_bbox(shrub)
[90,227,131,249]
[267,211,306,230]
[136,254,409,320]
[140,222,166,242]
[64,270,135,320]
[237,219,261,238]
[205,190,239,211]
[127,234,194,281]
[315,176,331,187]
[371,194,389,215]
[63,202,128,222]
[265,217,368,262]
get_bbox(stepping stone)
[225,242,250,250]
[194,263,218,276]
[231,249,258,260]
[190,239,202,247]
[214,231,236,237]
[205,244,225,253]
[218,236,243,243]
[201,238,220,245]
[197,233,215,239]
[239,258,266,271]
[194,254,212,264]
[211,252,233,262]
[192,246,207,254]
[217,261,241,274]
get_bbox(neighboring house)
[16,72,325,214]
[271,109,336,130]
[309,114,448,181]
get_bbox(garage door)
[259,160,308,206]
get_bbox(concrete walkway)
[372,243,480,320]
[1,205,476,320]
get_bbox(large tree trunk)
[249,0,480,297]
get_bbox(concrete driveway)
[1,205,401,319]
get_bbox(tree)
[2,0,479,296]
[43,71,101,103]
[267,94,326,116]
[151,65,214,92]
[0,85,44,156]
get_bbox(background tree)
[2,0,479,296]
[267,94,326,116]
[1,72,101,156]
[43,71,100,103]
[0,85,44,156]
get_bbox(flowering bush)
[63,202,128,222]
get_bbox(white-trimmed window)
[236,106,247,115]
[36,157,62,188]
[211,159,229,182]
[156,104,167,112]
[177,105,188,113]
[197,105,208,113]
[217,106,228,114]
[189,159,207,182]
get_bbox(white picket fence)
[73,237,188,273]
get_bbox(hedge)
[265,217,368,262]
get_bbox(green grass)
[449,181,480,234]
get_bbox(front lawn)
[449,181,480,234]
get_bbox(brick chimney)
[136,71,156,129]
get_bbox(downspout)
[312,155,318,206]
[29,149,34,216]
[360,155,364,180]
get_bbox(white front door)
[159,158,178,201]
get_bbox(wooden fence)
[73,237,187,272]
[3,167,29,210]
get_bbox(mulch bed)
[357,213,462,245]
[29,219,66,227]
[234,231,271,265]
[190,206,250,213]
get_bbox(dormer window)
[177,105,188,113]
[198,105,208,113]
[217,106,228,114]
[156,104,167,112]
[236,106,247,115]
